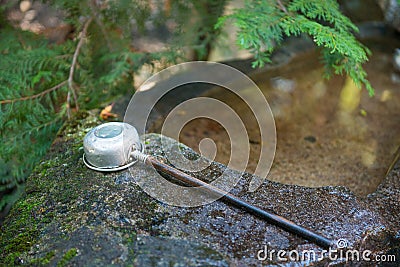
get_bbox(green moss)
[57,248,78,267]
[43,251,56,264]
[31,251,56,265]
[0,112,164,265]
[0,197,43,265]
[59,111,101,140]
[0,113,98,265]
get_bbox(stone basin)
[0,112,399,266]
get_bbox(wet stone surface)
[0,112,399,266]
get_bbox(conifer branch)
[0,80,68,104]
[16,115,62,139]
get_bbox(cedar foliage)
[0,0,374,211]
[0,0,180,211]
[216,0,374,95]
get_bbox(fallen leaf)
[100,103,118,120]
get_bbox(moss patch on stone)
[57,248,78,267]
[0,113,95,265]
[0,195,44,265]
[0,111,177,265]
[1,113,124,264]
[1,110,399,266]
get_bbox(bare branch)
[68,17,93,111]
[277,0,288,14]
[1,17,93,116]
[0,80,68,104]
[66,91,71,119]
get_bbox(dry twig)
[68,17,93,113]
[0,80,68,104]
[277,0,288,14]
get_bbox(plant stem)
[68,17,93,112]
[0,81,68,104]
[276,0,288,14]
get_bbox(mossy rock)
[1,111,399,266]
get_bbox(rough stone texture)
[0,112,399,266]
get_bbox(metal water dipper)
[83,122,334,249]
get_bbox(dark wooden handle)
[146,156,333,249]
